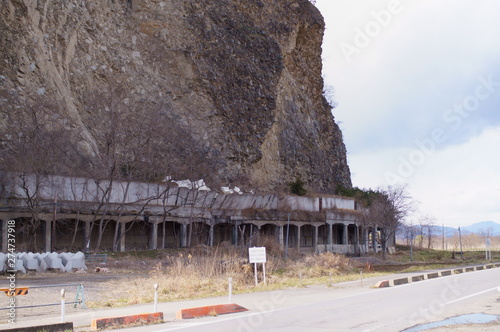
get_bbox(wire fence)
[0,283,85,323]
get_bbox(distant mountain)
[401,222,500,239]
[460,221,500,237]
[436,226,460,238]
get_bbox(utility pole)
[458,226,463,260]
[410,222,413,261]
[486,237,491,260]
[442,223,445,250]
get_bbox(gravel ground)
[0,268,144,324]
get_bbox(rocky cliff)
[0,0,351,192]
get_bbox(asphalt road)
[130,267,500,332]
[2,267,499,331]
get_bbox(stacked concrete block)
[0,253,6,272]
[43,252,64,271]
[14,253,26,274]
[60,251,87,272]
[0,251,88,273]
[20,252,40,271]
[59,252,74,272]
[70,251,87,270]
[35,253,49,272]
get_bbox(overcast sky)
[315,0,500,228]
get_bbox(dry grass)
[84,244,500,308]
[87,238,357,308]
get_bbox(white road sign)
[249,247,266,263]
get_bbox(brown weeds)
[88,239,354,308]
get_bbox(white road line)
[444,285,500,305]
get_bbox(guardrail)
[0,283,86,323]
[84,253,108,265]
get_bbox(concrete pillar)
[161,221,166,249]
[364,227,370,252]
[232,224,238,246]
[180,223,188,247]
[343,223,348,245]
[296,225,301,251]
[149,221,158,250]
[355,225,360,254]
[313,226,318,253]
[119,222,126,252]
[83,221,91,252]
[209,224,214,247]
[372,226,378,253]
[45,220,52,252]
[327,223,333,252]
[278,225,284,250]
[249,224,254,247]
[2,220,7,253]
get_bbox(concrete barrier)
[177,304,248,319]
[20,253,39,271]
[91,312,163,330]
[70,251,87,269]
[411,275,425,282]
[44,252,64,271]
[14,255,26,274]
[374,280,391,288]
[393,277,409,286]
[375,263,500,288]
[4,252,88,273]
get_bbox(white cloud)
[315,0,500,227]
[411,127,500,226]
[347,127,500,227]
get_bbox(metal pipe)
[61,289,65,323]
[28,284,82,289]
[0,301,81,310]
[153,284,158,313]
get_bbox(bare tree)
[420,215,437,249]
[0,96,76,251]
[397,223,414,246]
[363,185,413,259]
[73,83,217,252]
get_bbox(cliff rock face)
[0,0,351,192]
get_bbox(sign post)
[249,247,266,286]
